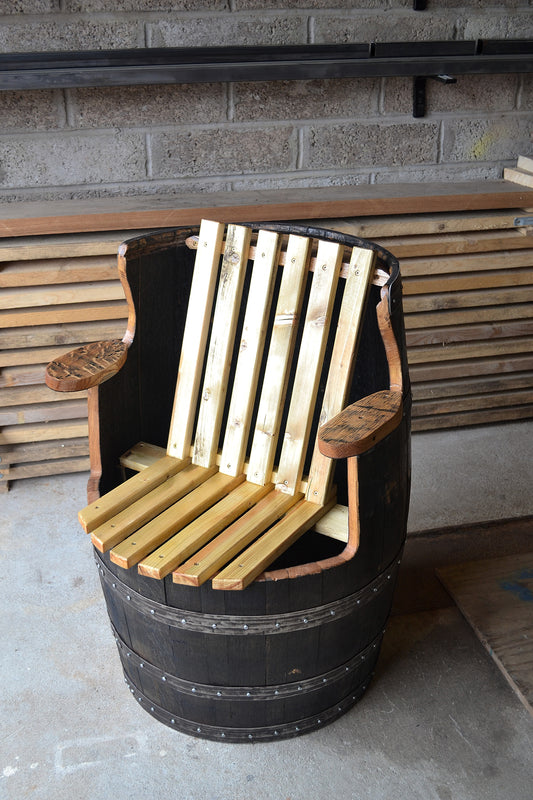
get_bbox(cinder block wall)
[1,2,532,201]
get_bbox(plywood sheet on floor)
[437,553,533,715]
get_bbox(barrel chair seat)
[45,219,410,741]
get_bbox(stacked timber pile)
[0,232,130,491]
[322,209,533,432]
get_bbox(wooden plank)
[0,438,89,464]
[412,373,533,401]
[78,454,186,533]
[172,489,302,586]
[437,554,533,715]
[275,239,344,495]
[0,280,125,310]
[90,463,216,553]
[0,345,86,368]
[246,233,310,486]
[405,318,533,348]
[0,181,532,237]
[0,231,136,260]
[0,399,87,426]
[0,419,89,445]
[403,267,533,295]
[0,320,126,349]
[409,354,533,383]
[403,286,533,314]
[110,471,244,569]
[219,229,280,478]
[0,385,87,407]
[306,245,376,503]
[0,300,128,328]
[379,229,533,259]
[192,224,252,468]
[413,388,533,416]
[212,495,336,591]
[167,219,225,460]
[138,480,273,579]
[407,336,533,364]
[504,167,533,189]
[1,456,90,482]
[400,249,533,277]
[405,302,533,330]
[0,255,117,287]
[120,441,166,471]
[412,404,533,431]
[0,364,53,388]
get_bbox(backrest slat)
[306,245,376,504]
[246,234,311,486]
[274,239,344,495]
[167,219,225,459]
[219,229,281,478]
[193,224,252,468]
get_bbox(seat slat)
[246,233,311,486]
[219,229,280,478]
[193,224,252,468]
[138,480,273,579]
[275,239,344,495]
[173,488,303,586]
[306,245,376,503]
[78,454,186,533]
[167,219,225,460]
[90,462,213,553]
[109,471,244,569]
[211,495,337,591]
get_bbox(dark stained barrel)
[93,223,411,742]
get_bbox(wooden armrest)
[45,339,128,392]
[318,390,402,459]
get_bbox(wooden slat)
[408,336,533,364]
[410,354,533,383]
[275,239,343,495]
[405,302,532,330]
[401,249,533,277]
[403,286,533,314]
[0,280,125,310]
[406,318,533,348]
[413,388,533,416]
[78,455,186,533]
[91,463,216,553]
[212,495,336,591]
[0,399,87,426]
[0,385,86,407]
[173,488,302,586]
[192,224,252,468]
[0,320,126,349]
[0,231,135,260]
[120,441,166,471]
[412,404,533,431]
[0,438,89,465]
[138,480,273,579]
[0,345,85,368]
[0,255,117,287]
[306,245,376,503]
[403,267,533,294]
[0,419,88,445]
[167,219,225,460]
[0,300,127,328]
[1,456,90,482]
[219,229,280,478]
[246,233,311,486]
[379,229,533,259]
[110,471,244,569]
[412,373,533,401]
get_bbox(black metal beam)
[0,40,532,91]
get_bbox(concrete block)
[149,14,307,48]
[0,178,232,203]
[373,163,504,185]
[303,121,439,170]
[231,170,372,190]
[234,0,383,7]
[69,84,227,128]
[0,90,66,130]
[150,125,297,178]
[442,117,533,164]
[383,75,519,115]
[520,74,533,111]
[460,11,533,38]
[233,78,380,122]
[64,0,226,9]
[313,12,452,43]
[0,0,59,11]
[0,18,142,53]
[0,132,146,189]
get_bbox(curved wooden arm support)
[45,339,129,392]
[317,390,403,459]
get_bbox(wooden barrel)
[93,224,411,742]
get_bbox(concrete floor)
[1,421,532,800]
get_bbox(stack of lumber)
[322,208,533,432]
[0,232,130,491]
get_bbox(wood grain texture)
[45,339,129,391]
[438,553,533,715]
[318,390,403,459]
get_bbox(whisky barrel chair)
[46,220,411,742]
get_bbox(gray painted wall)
[1,2,532,202]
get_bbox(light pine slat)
[405,302,533,330]
[408,336,533,364]
[0,255,117,287]
[138,480,273,579]
[167,219,225,460]
[0,231,133,261]
[192,224,252,469]
[120,441,166,471]
[220,229,280,477]
[0,418,89,445]
[0,301,128,328]
[0,320,126,350]
[173,488,302,586]
[275,239,344,495]
[212,495,337,591]
[400,250,533,277]
[0,280,125,310]
[306,245,376,504]
[246,233,311,486]
[110,472,245,569]
[78,455,186,533]
[91,463,216,552]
